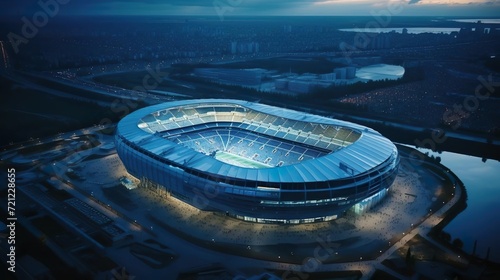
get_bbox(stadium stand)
[138,104,362,168]
[116,100,399,224]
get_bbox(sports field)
[215,151,271,169]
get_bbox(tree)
[406,246,412,264]
[441,231,452,242]
[452,238,464,249]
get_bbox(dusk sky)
[2,0,500,17]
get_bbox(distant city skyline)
[2,0,500,17]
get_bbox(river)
[422,150,500,263]
[338,27,462,34]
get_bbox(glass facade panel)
[115,99,399,224]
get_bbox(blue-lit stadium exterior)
[115,99,399,224]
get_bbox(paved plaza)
[2,129,464,279]
[73,148,448,264]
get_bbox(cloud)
[2,0,500,16]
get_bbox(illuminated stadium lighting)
[115,99,399,224]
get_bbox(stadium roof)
[117,99,397,183]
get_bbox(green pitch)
[215,151,271,169]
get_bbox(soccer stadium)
[115,99,399,224]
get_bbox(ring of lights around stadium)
[115,99,399,224]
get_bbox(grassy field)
[0,84,118,146]
[219,56,345,74]
[172,56,345,74]
[94,70,166,89]
[215,151,271,169]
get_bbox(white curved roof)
[117,99,397,183]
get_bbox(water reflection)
[423,150,500,263]
[450,19,500,24]
[356,64,405,81]
[339,27,461,34]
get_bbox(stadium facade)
[115,99,399,224]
